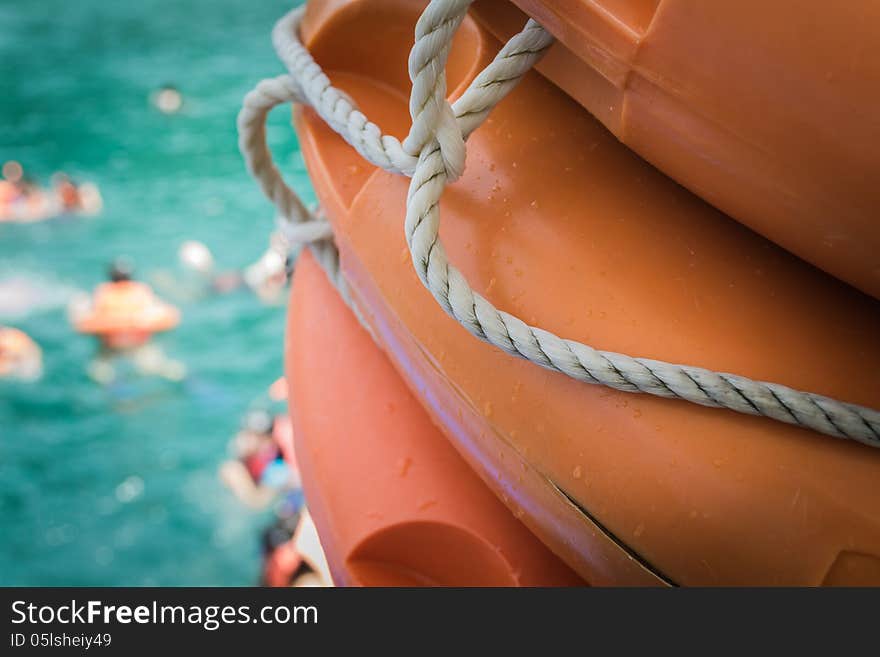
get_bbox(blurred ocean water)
[0,0,311,585]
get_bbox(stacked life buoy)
[240,0,880,585]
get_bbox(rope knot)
[432,98,466,181]
[402,0,471,182]
[403,89,466,182]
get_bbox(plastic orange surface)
[471,0,880,299]
[74,281,180,336]
[291,0,880,585]
[286,250,584,587]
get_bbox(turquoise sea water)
[0,0,313,585]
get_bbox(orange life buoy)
[470,0,880,299]
[290,0,880,585]
[74,281,180,348]
[287,250,585,586]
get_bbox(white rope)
[237,73,343,291]
[239,2,880,448]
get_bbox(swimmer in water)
[243,248,290,305]
[0,162,45,221]
[0,161,24,218]
[153,237,290,304]
[0,326,43,382]
[152,240,246,301]
[152,84,183,114]
[179,240,246,295]
[73,259,185,384]
[1,162,101,221]
[50,172,102,216]
[52,173,80,212]
[179,240,214,277]
[219,409,298,509]
[261,508,331,587]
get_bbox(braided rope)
[239,2,880,448]
[237,73,343,291]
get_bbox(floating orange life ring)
[74,281,180,348]
[288,0,880,585]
